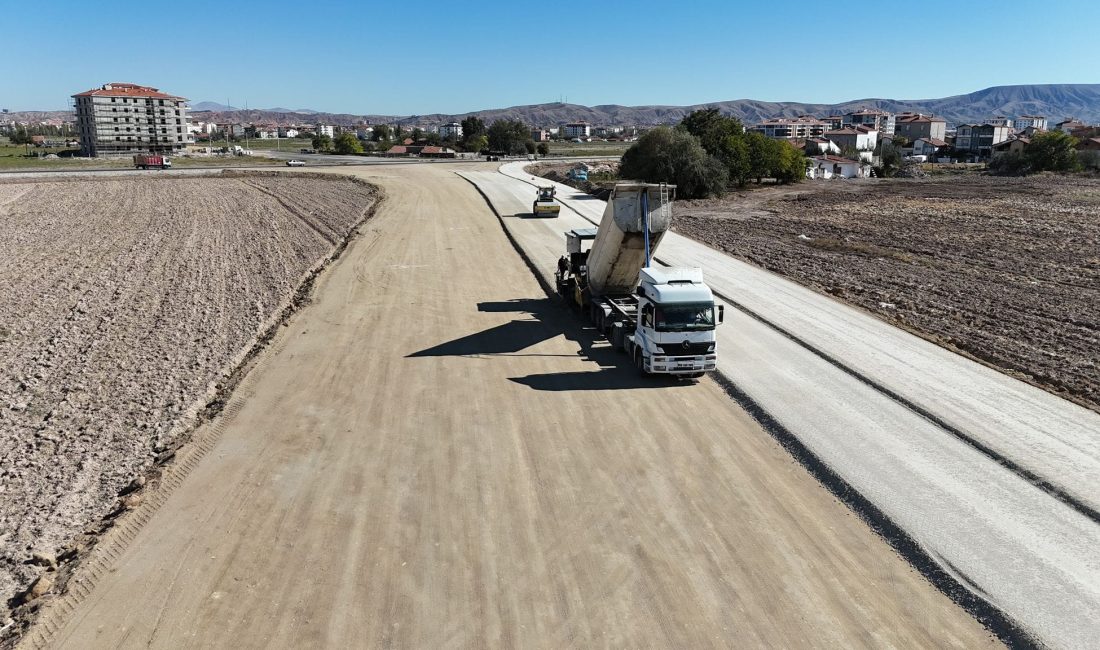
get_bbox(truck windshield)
[655,303,715,331]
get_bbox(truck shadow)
[406,298,689,391]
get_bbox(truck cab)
[631,267,720,376]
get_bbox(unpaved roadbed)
[0,172,376,620]
[670,175,1100,412]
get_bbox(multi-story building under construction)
[72,82,192,157]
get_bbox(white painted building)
[439,122,463,139]
[316,124,334,137]
[1013,115,1047,131]
[562,122,591,139]
[807,155,864,179]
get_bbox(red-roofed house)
[72,82,192,157]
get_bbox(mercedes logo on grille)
[682,340,691,350]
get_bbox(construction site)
[0,158,1096,650]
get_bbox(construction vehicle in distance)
[133,154,171,170]
[555,182,722,377]
[532,186,561,217]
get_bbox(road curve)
[454,163,1100,649]
[24,164,996,649]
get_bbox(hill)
[6,85,1098,129]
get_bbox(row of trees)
[620,109,807,199]
[989,131,1097,174]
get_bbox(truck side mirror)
[718,305,725,324]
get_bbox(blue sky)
[4,0,1099,114]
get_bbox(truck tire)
[634,349,649,376]
[611,322,625,352]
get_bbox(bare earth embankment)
[672,175,1100,412]
[0,173,376,622]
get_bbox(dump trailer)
[133,154,171,169]
[555,182,722,377]
[532,186,561,217]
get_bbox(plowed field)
[0,172,376,614]
[673,174,1100,412]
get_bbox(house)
[531,128,551,142]
[821,115,845,130]
[804,138,840,155]
[824,127,876,161]
[752,116,828,139]
[807,155,864,179]
[1079,138,1100,151]
[316,124,334,138]
[912,137,948,157]
[1013,115,1046,131]
[278,127,299,138]
[843,108,895,135]
[1056,118,1087,134]
[419,146,456,158]
[894,113,947,142]
[954,123,1012,158]
[438,122,462,139]
[987,116,1013,127]
[992,136,1030,157]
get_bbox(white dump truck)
[555,182,723,377]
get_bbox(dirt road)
[26,165,996,648]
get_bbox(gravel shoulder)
[0,172,377,628]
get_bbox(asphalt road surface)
[23,164,997,649]
[452,162,1100,649]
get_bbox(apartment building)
[895,113,947,142]
[1013,115,1047,131]
[955,123,1012,157]
[72,82,191,157]
[752,117,828,139]
[439,122,463,139]
[562,122,592,139]
[843,108,895,135]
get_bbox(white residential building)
[316,124,334,137]
[753,117,829,139]
[1013,115,1047,131]
[807,155,864,179]
[562,122,591,139]
[439,122,463,139]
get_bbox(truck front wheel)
[634,350,649,376]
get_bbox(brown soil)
[672,174,1100,412]
[0,172,376,619]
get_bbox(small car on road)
[286,159,306,167]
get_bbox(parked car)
[286,159,306,167]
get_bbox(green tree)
[536,142,550,156]
[461,116,486,140]
[876,140,904,177]
[333,132,363,155]
[1025,131,1080,172]
[372,124,391,142]
[745,131,780,182]
[311,134,332,152]
[411,127,423,142]
[487,119,530,155]
[620,127,728,199]
[774,142,808,184]
[424,132,442,146]
[466,134,488,153]
[524,140,537,154]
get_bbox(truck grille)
[658,341,714,356]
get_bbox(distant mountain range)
[189,84,1100,128]
[7,85,1099,129]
